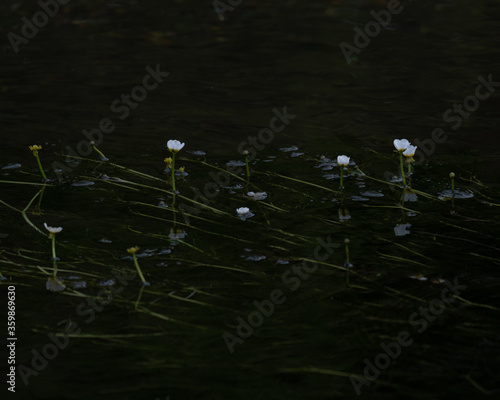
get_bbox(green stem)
[35,185,46,213]
[132,253,147,284]
[399,152,407,187]
[92,145,108,160]
[171,153,176,193]
[135,285,146,310]
[51,235,58,277]
[0,191,45,236]
[340,167,344,191]
[34,154,47,181]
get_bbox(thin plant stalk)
[51,234,58,278]
[0,189,46,236]
[340,167,344,192]
[399,152,407,187]
[35,153,47,181]
[135,285,146,310]
[34,185,46,214]
[92,142,108,160]
[132,252,147,284]
[171,152,177,193]
[29,145,47,181]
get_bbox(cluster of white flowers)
[393,139,417,157]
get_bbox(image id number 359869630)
[7,286,16,392]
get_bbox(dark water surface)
[1,1,500,399]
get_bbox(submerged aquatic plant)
[127,246,149,285]
[29,145,47,181]
[337,155,350,190]
[44,223,62,275]
[393,139,410,187]
[403,145,417,178]
[167,139,185,193]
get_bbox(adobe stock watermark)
[340,0,409,64]
[178,106,296,224]
[413,74,499,164]
[7,0,70,54]
[384,73,499,185]
[222,235,339,354]
[350,276,467,395]
[17,267,137,386]
[51,64,169,181]
[213,0,244,21]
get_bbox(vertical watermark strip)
[6,285,17,392]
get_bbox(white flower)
[169,228,187,241]
[44,223,63,234]
[167,139,185,152]
[403,145,417,157]
[46,276,66,292]
[236,207,250,215]
[247,192,268,200]
[393,139,410,152]
[337,155,350,167]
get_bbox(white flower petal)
[44,223,63,234]
[167,139,185,152]
[393,139,410,151]
[337,155,350,167]
[403,145,417,156]
[236,207,250,215]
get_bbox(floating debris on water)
[71,180,95,187]
[394,223,411,236]
[226,160,246,167]
[279,146,299,152]
[2,163,22,170]
[438,189,474,200]
[360,191,384,197]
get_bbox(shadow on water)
[1,1,500,399]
